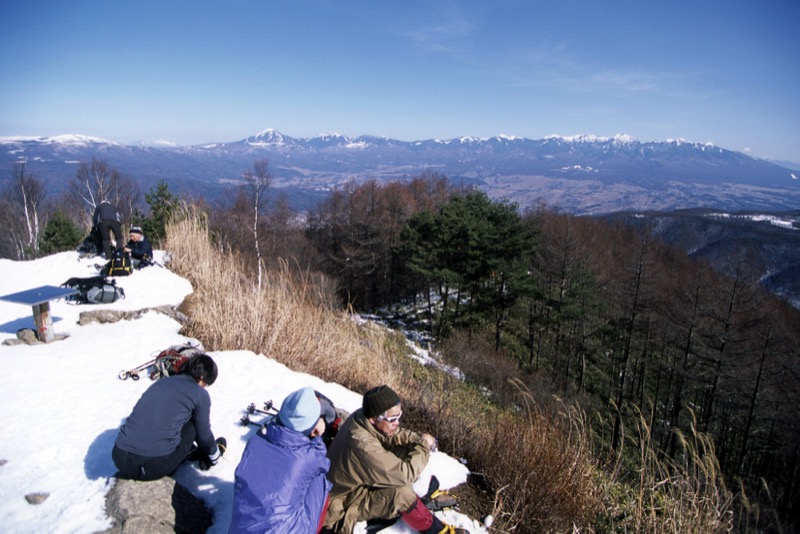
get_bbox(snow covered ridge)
[0,129,712,150]
[0,251,486,534]
[545,133,639,144]
[5,129,798,214]
[707,211,799,230]
[0,134,116,146]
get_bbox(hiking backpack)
[61,275,125,304]
[149,343,205,380]
[76,227,101,257]
[102,249,133,277]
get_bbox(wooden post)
[33,301,54,343]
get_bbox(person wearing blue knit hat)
[278,387,327,436]
[230,387,331,533]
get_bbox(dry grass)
[633,413,734,533]
[161,206,737,533]
[164,206,400,390]
[594,408,736,533]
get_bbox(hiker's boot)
[216,437,227,456]
[425,515,470,534]
[425,490,459,511]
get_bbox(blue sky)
[2,1,799,162]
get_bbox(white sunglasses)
[377,410,403,423]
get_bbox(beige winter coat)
[323,408,430,533]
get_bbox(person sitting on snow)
[230,387,332,533]
[124,226,153,268]
[322,385,465,534]
[112,353,226,481]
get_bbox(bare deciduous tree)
[68,158,141,227]
[1,163,46,259]
[242,159,272,289]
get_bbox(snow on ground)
[0,251,487,533]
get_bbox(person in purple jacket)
[112,353,226,481]
[230,387,331,534]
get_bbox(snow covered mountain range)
[1,130,798,214]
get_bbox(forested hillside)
[304,177,800,531]
[599,209,800,309]
[3,158,799,531]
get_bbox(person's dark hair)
[184,353,218,386]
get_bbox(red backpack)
[118,343,204,381]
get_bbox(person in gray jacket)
[112,353,226,481]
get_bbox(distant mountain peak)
[545,133,639,144]
[313,132,348,140]
[664,138,719,150]
[248,129,289,145]
[612,134,638,144]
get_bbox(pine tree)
[39,211,83,254]
[143,180,178,243]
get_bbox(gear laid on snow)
[118,343,204,381]
[62,275,125,305]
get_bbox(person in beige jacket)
[323,385,466,534]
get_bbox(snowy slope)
[0,252,486,533]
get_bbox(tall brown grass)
[164,206,401,388]
[638,413,734,532]
[162,206,737,533]
[594,408,735,533]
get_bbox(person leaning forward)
[92,200,124,260]
[112,353,226,481]
[323,385,466,534]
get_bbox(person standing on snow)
[229,387,331,533]
[322,385,466,534]
[112,353,226,481]
[92,200,124,259]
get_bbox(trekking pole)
[239,415,257,427]
[118,358,158,380]
[246,401,277,416]
[239,415,271,429]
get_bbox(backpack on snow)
[61,275,125,304]
[101,249,133,277]
[149,343,205,380]
[76,226,102,257]
[118,343,205,381]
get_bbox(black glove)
[197,437,226,471]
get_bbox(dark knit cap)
[362,385,400,419]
